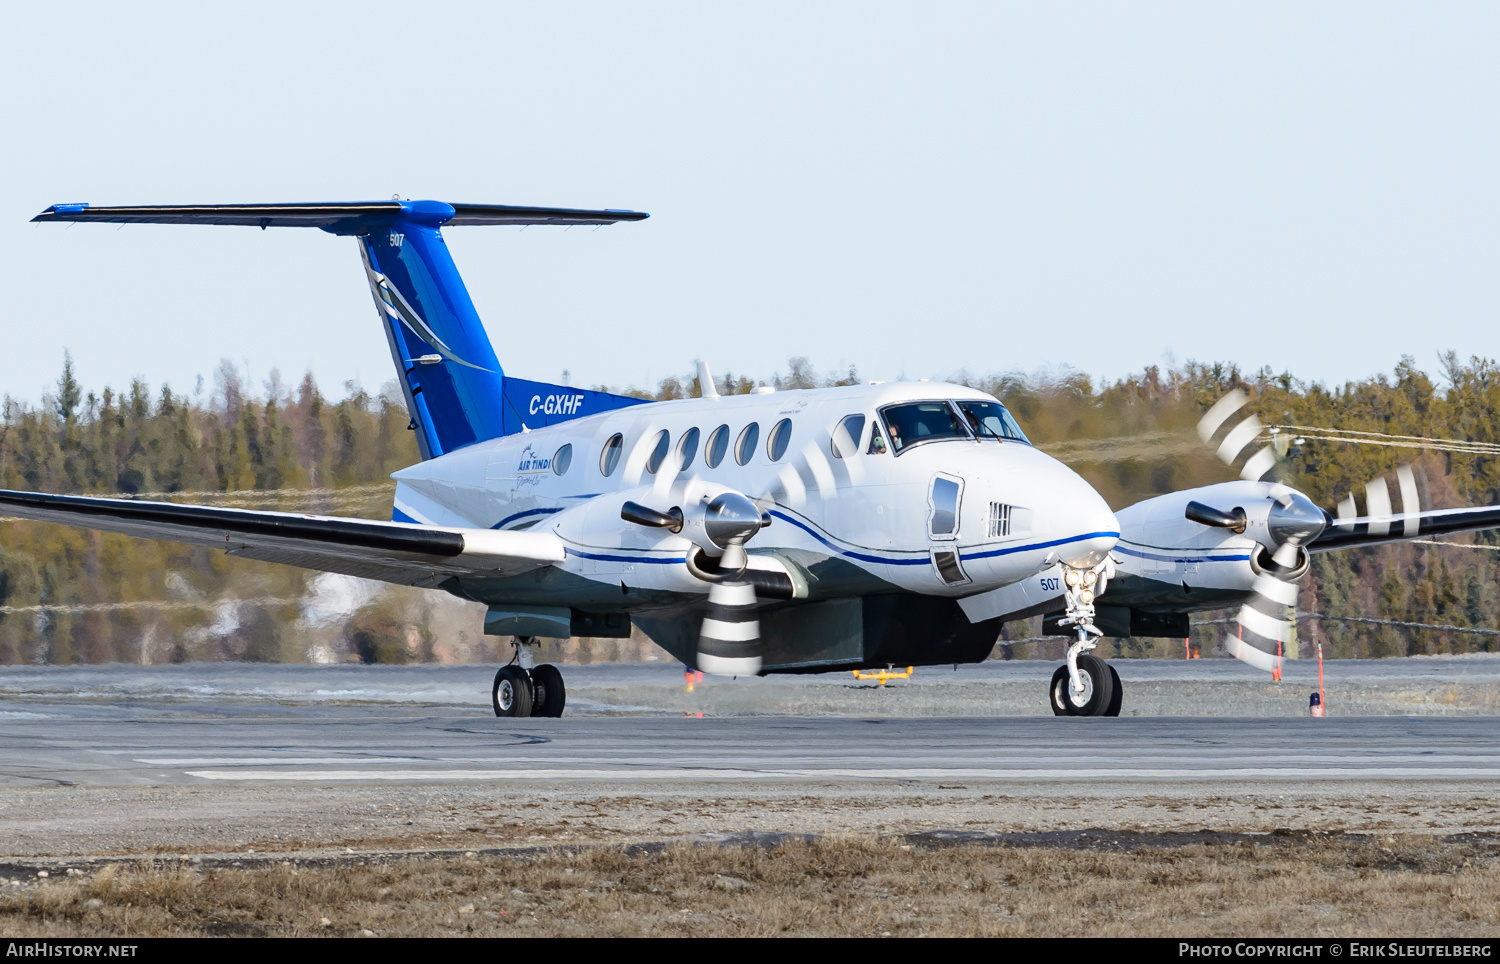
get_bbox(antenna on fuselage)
[696,361,719,400]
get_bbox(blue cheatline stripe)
[964,530,1121,561]
[1114,542,1251,564]
[767,509,1117,567]
[565,547,687,565]
[768,510,929,565]
[492,506,564,530]
[392,506,421,524]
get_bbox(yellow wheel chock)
[852,666,914,686]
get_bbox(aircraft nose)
[1050,467,1119,568]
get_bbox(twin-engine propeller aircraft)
[14,199,1500,718]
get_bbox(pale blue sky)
[4,2,1498,403]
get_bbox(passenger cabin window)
[645,430,670,474]
[867,422,888,455]
[599,433,624,476]
[552,443,572,476]
[735,423,759,466]
[831,415,865,459]
[879,402,971,454]
[767,419,792,461]
[705,424,730,468]
[955,400,1030,444]
[678,427,701,471]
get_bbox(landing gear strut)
[1048,560,1122,717]
[492,637,567,718]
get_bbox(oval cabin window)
[705,425,730,468]
[599,434,623,476]
[767,419,792,461]
[678,427,701,471]
[735,423,759,466]
[645,430,670,474]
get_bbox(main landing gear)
[493,636,567,718]
[1047,561,1123,718]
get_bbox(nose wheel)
[1049,654,1121,716]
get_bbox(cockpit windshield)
[956,400,1030,444]
[879,402,972,454]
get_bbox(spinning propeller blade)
[1196,389,1278,481]
[696,543,762,676]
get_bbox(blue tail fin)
[33,199,650,459]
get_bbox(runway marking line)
[182,766,1500,783]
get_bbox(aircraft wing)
[0,489,564,589]
[1309,504,1500,553]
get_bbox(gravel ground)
[3,776,1499,864]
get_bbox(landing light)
[1065,570,1082,588]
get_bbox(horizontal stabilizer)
[448,203,649,226]
[0,489,565,589]
[32,201,649,233]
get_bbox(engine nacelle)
[1125,480,1325,559]
[618,484,770,560]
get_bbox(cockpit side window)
[831,414,865,459]
[878,401,972,454]
[867,421,888,455]
[955,400,1030,444]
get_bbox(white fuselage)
[391,381,1120,610]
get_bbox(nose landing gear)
[1048,561,1123,717]
[492,637,567,718]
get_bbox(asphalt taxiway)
[0,658,1497,788]
[5,712,1500,788]
[2,659,1498,859]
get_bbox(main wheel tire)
[492,665,534,718]
[529,663,566,718]
[1105,663,1123,717]
[1050,654,1114,717]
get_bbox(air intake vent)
[989,502,1012,538]
[987,503,1032,539]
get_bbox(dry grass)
[2,836,1498,937]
